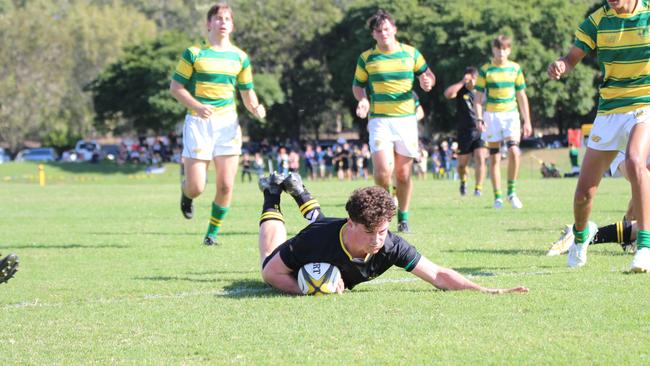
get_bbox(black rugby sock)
[260,191,283,225]
[293,189,323,224]
[592,221,632,244]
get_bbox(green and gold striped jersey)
[575,0,650,115]
[475,60,526,113]
[353,43,428,118]
[172,41,254,117]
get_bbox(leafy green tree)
[91,31,190,134]
[0,3,73,152]
[0,1,156,152]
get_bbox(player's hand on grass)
[547,58,567,80]
[356,98,370,119]
[195,104,216,119]
[336,277,345,294]
[484,286,529,295]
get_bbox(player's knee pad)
[506,140,519,149]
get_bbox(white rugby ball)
[297,262,341,296]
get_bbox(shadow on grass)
[221,279,283,298]
[444,248,547,256]
[186,269,256,275]
[506,227,549,233]
[0,243,129,249]
[135,275,220,283]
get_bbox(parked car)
[520,137,546,149]
[100,144,120,161]
[0,148,11,163]
[15,148,58,162]
[75,140,101,161]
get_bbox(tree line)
[0,0,600,152]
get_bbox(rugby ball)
[297,262,341,296]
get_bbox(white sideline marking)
[2,269,562,309]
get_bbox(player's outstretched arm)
[547,46,586,80]
[261,254,302,295]
[240,89,266,120]
[411,256,529,294]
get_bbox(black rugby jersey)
[456,86,477,132]
[277,218,421,290]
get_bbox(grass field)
[1,150,649,365]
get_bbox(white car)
[75,140,101,161]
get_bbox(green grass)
[1,152,648,365]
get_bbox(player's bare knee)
[574,186,596,204]
[395,170,411,184]
[184,182,204,198]
[374,171,391,186]
[625,154,647,180]
[217,184,234,197]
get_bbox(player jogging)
[474,35,533,209]
[170,3,266,245]
[352,9,435,233]
[444,67,488,196]
[547,0,650,271]
[256,172,528,295]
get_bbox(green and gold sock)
[573,225,590,244]
[507,180,516,196]
[494,190,503,200]
[398,210,409,223]
[637,229,650,250]
[206,203,229,239]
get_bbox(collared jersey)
[276,218,421,290]
[574,0,650,115]
[475,60,526,113]
[172,41,254,117]
[353,43,429,118]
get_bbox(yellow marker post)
[38,164,45,187]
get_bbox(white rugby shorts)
[182,113,242,160]
[588,107,650,152]
[482,111,521,145]
[367,115,419,158]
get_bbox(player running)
[444,67,488,196]
[170,3,266,245]
[352,9,435,233]
[255,172,528,295]
[474,35,533,209]
[547,0,650,271]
